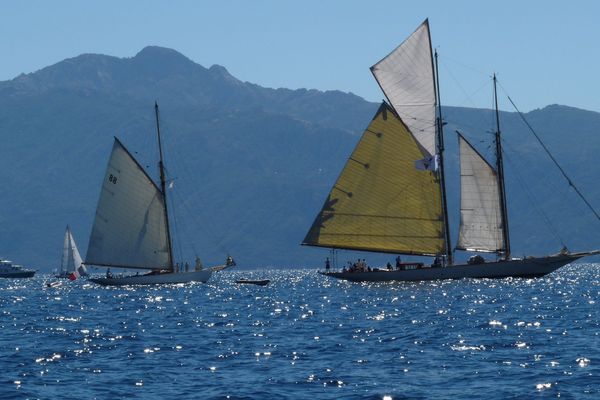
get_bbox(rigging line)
[159,130,226,259]
[501,131,569,212]
[499,81,600,221]
[162,133,230,255]
[171,179,229,256]
[502,140,566,248]
[169,190,185,264]
[170,187,200,258]
[161,165,185,263]
[437,69,494,136]
[439,59,491,109]
[437,52,489,76]
[394,114,437,127]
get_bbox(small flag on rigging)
[414,155,439,171]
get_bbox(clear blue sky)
[1,0,599,112]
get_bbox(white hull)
[89,269,212,286]
[321,253,588,282]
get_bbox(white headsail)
[370,19,437,156]
[456,134,505,252]
[85,138,171,269]
[61,226,85,276]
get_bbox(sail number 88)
[108,174,118,184]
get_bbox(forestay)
[456,134,505,252]
[303,103,445,256]
[370,19,437,156]
[85,138,171,270]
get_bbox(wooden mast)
[493,75,511,259]
[434,49,453,266]
[154,102,175,270]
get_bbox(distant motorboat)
[0,259,35,278]
[46,281,63,288]
[235,279,270,286]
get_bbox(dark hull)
[55,272,75,279]
[235,279,270,286]
[0,270,36,278]
[321,253,587,282]
[89,269,212,286]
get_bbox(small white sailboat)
[55,225,87,279]
[305,19,600,282]
[86,103,233,286]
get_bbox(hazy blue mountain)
[1,46,599,271]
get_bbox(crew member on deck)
[325,257,330,272]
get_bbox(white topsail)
[370,19,437,156]
[85,139,171,269]
[61,226,84,275]
[456,134,505,252]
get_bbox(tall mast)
[493,74,511,259]
[154,102,174,270]
[434,50,453,265]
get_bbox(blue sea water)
[1,265,599,399]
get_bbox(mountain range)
[1,46,599,271]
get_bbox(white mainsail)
[456,134,505,252]
[61,226,85,276]
[85,138,171,270]
[370,19,437,156]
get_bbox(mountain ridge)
[1,46,600,271]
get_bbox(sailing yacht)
[304,19,599,282]
[55,225,87,279]
[86,103,233,286]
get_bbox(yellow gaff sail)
[303,102,445,256]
